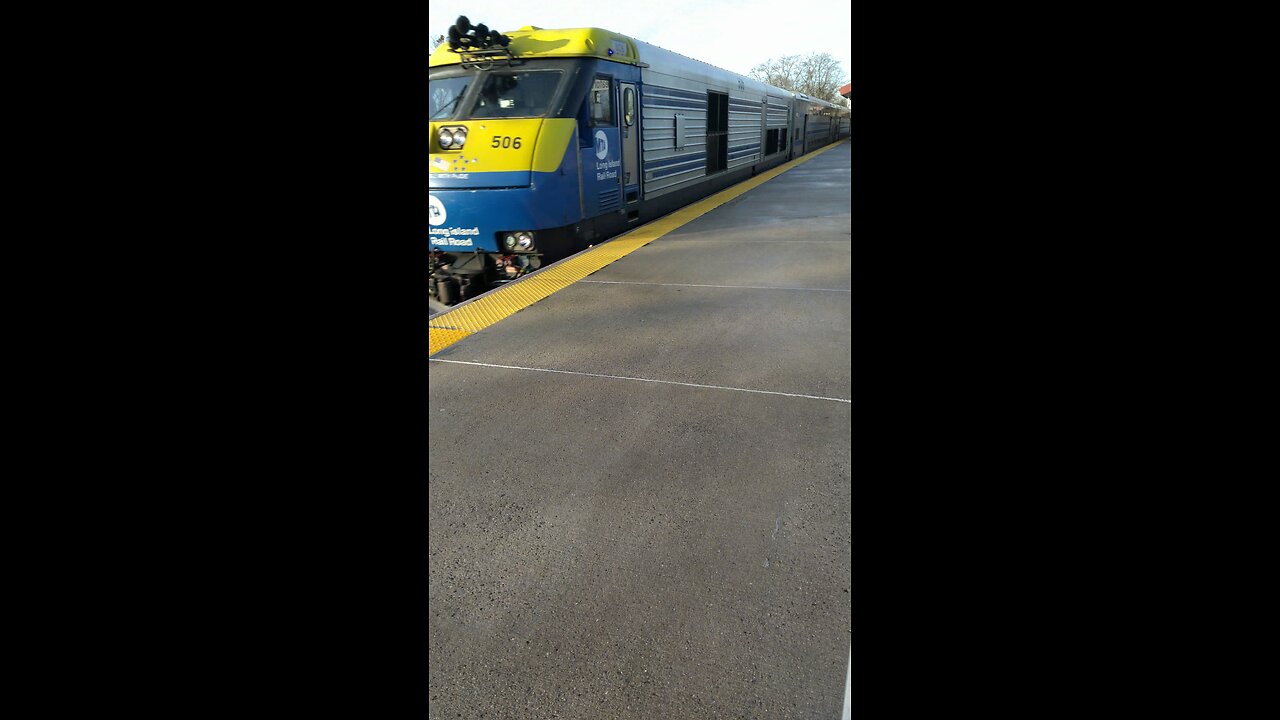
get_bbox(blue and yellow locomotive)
[428,18,849,305]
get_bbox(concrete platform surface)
[429,142,851,719]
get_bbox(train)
[428,18,850,305]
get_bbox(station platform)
[429,141,851,718]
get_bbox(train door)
[584,75,622,219]
[759,94,767,170]
[787,106,795,160]
[800,115,808,155]
[620,82,640,219]
[705,91,729,173]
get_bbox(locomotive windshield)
[429,60,583,121]
[430,77,472,120]
[471,71,563,118]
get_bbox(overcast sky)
[428,1,850,81]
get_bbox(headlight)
[436,126,467,150]
[503,234,517,250]
[515,232,534,250]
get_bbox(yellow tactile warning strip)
[428,139,848,356]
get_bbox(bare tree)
[749,53,847,104]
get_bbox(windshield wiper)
[430,90,467,120]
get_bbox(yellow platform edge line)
[428,139,846,356]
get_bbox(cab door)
[620,82,640,217]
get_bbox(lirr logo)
[594,130,608,160]
[429,194,446,226]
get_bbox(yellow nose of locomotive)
[430,119,577,183]
[430,119,539,176]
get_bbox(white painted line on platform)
[430,358,852,404]
[579,280,851,292]
[841,645,851,719]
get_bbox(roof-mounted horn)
[444,16,519,69]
